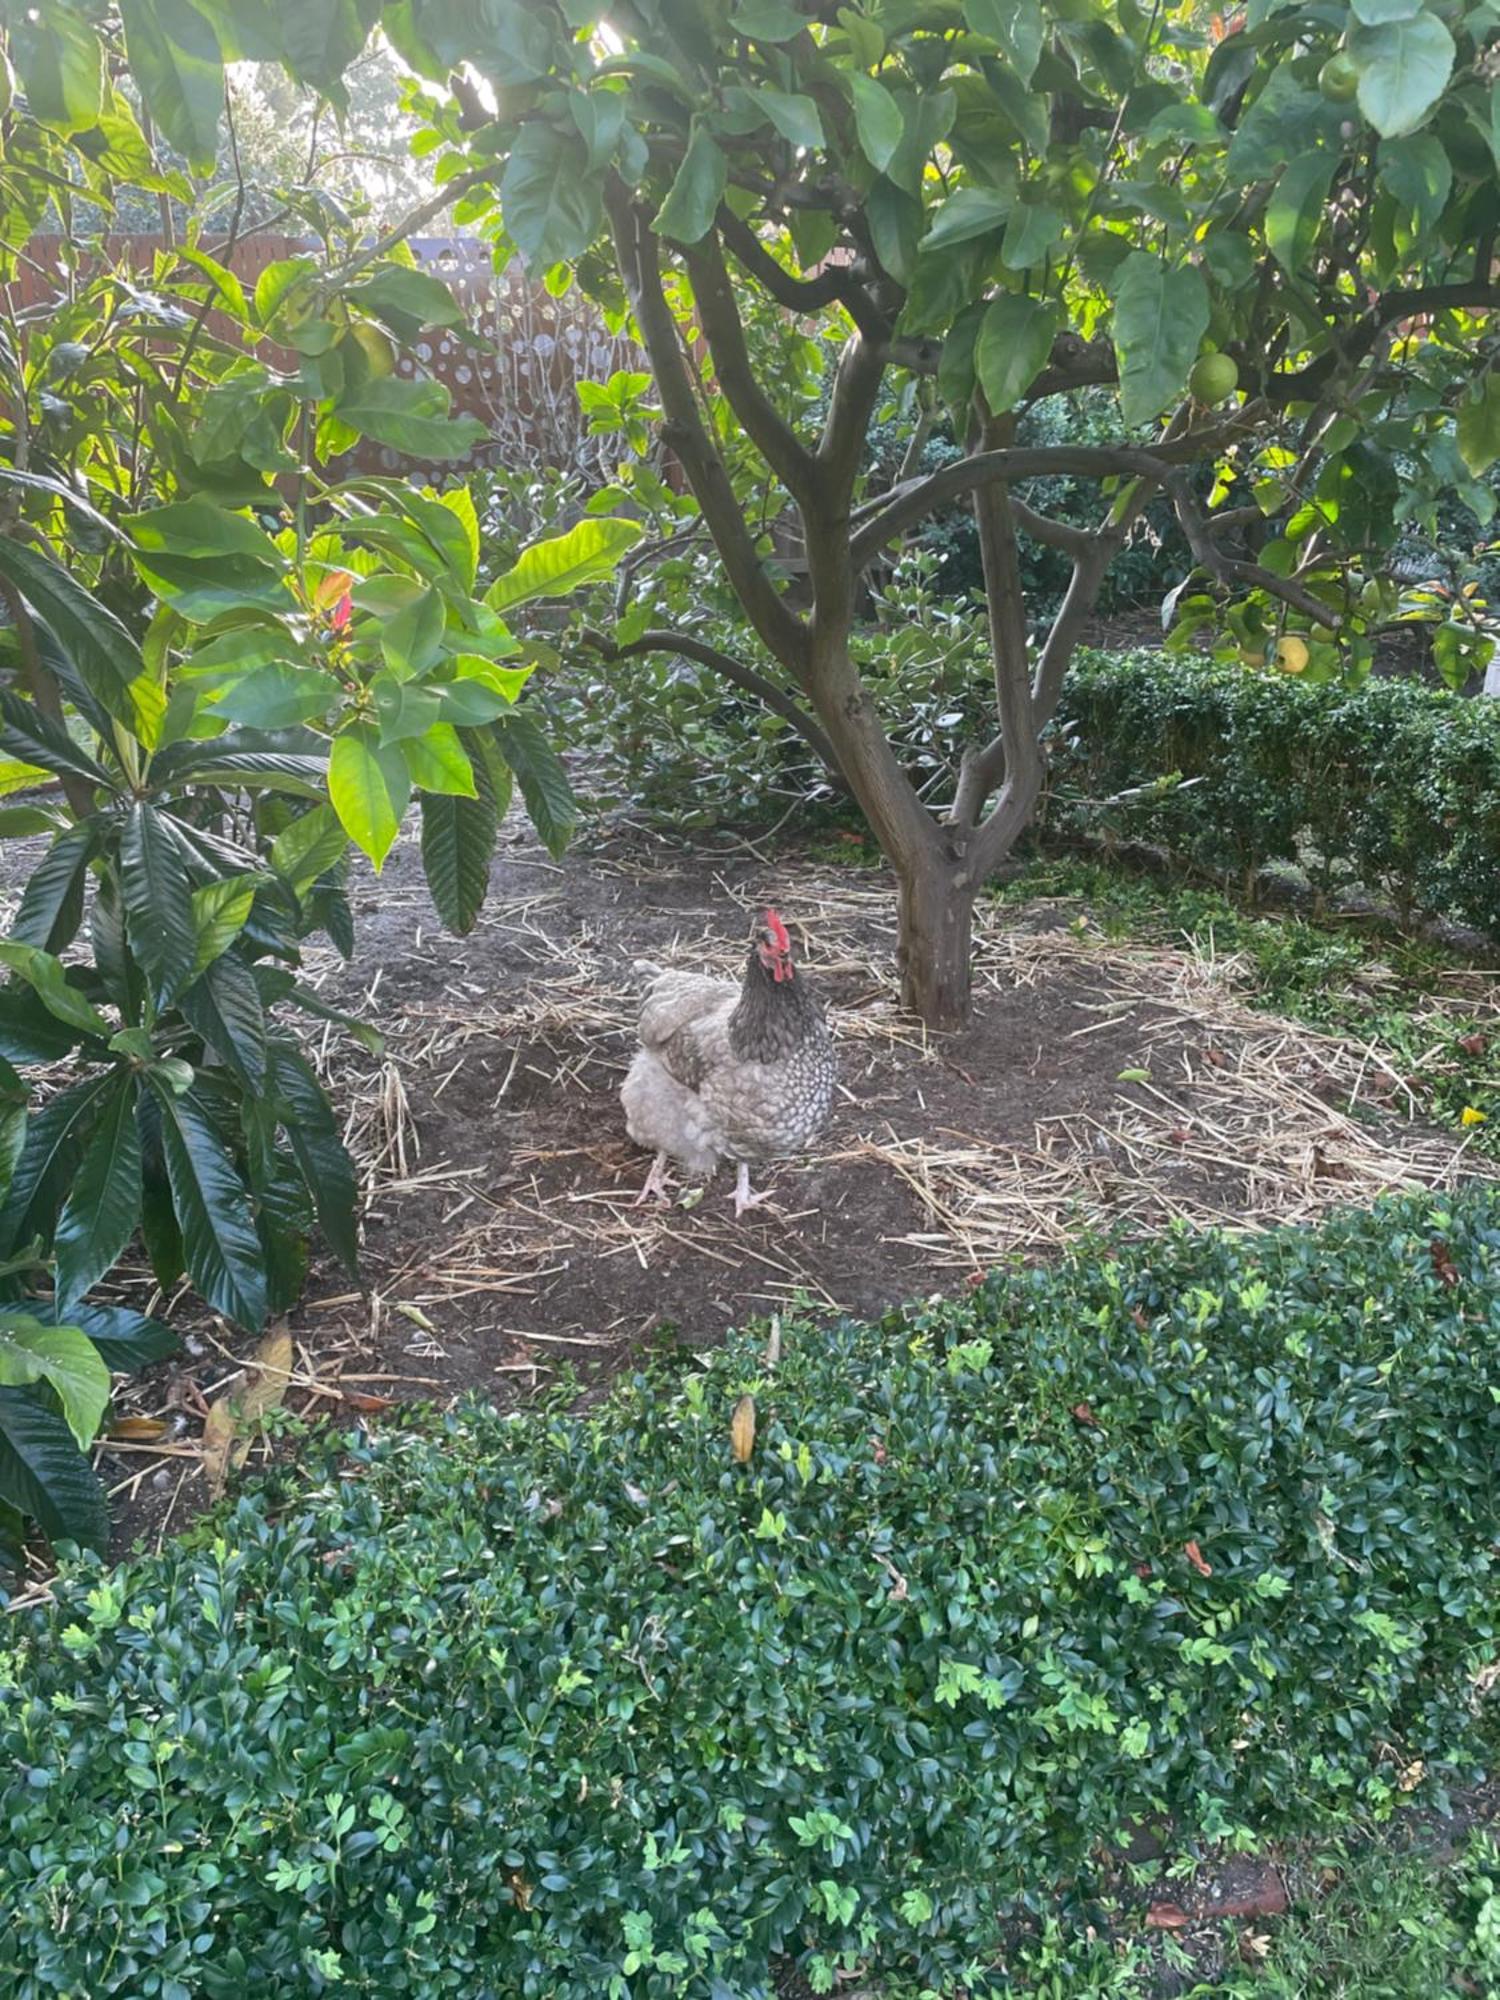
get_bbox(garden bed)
[21,811,1487,1566]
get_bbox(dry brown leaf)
[1184,1539,1214,1577]
[731,1395,756,1464]
[108,1415,171,1442]
[1146,1902,1191,1930]
[200,1324,294,1498]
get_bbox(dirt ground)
[79,805,1493,1561]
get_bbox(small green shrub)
[3,1192,1499,1997]
[1056,651,1500,934]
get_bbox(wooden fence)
[13,232,643,483]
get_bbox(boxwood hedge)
[1057,651,1500,932]
[3,1192,1499,1998]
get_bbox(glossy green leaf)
[41,1300,179,1374]
[0,1071,118,1260]
[866,178,923,284]
[976,294,1061,417]
[335,377,487,461]
[1001,200,1066,272]
[0,536,142,718]
[269,1039,360,1276]
[118,0,223,170]
[53,1080,142,1315]
[0,691,108,796]
[730,0,808,34]
[754,88,823,149]
[401,723,476,797]
[420,754,499,935]
[0,1386,107,1551]
[329,727,405,870]
[489,712,575,858]
[372,674,442,744]
[347,264,468,339]
[0,1321,110,1447]
[962,0,1044,81]
[486,519,644,613]
[1352,14,1455,138]
[189,879,257,979]
[1111,252,1210,429]
[0,944,109,1040]
[1266,151,1338,276]
[179,952,267,1090]
[848,74,903,173]
[434,658,532,726]
[11,9,104,131]
[215,661,334,730]
[120,802,196,1007]
[653,123,728,245]
[1457,372,1500,478]
[1377,132,1452,235]
[10,822,100,957]
[381,585,447,676]
[270,804,348,895]
[125,498,286,567]
[501,121,602,269]
[923,187,1012,252]
[153,1084,266,1330]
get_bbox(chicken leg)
[733,1161,770,1218]
[634,1151,673,1206]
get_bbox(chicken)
[622,908,835,1215]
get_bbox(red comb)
[765,908,790,952]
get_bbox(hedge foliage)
[4,1192,1500,1998]
[1057,652,1500,933]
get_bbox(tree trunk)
[896,860,976,1029]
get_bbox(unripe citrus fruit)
[1189,352,1239,405]
[1319,53,1360,103]
[1275,635,1310,674]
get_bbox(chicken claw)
[733,1161,771,1218]
[634,1152,673,1206]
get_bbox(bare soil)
[81,809,1490,1564]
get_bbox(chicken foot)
[733,1161,771,1219]
[634,1151,673,1206]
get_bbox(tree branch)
[605,178,809,674]
[966,473,1044,874]
[715,208,889,346]
[1010,498,1093,557]
[579,625,845,781]
[322,164,499,291]
[849,432,1238,569]
[1265,280,1500,401]
[1163,473,1341,629]
[681,230,819,507]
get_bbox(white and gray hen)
[621,909,835,1215]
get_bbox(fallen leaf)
[342,1390,394,1413]
[1184,1539,1213,1577]
[1430,1239,1461,1287]
[1203,1046,1227,1068]
[1146,1902,1191,1930]
[108,1415,170,1442]
[1459,1032,1487,1058]
[199,1324,294,1499]
[731,1394,756,1464]
[1071,1402,1100,1428]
